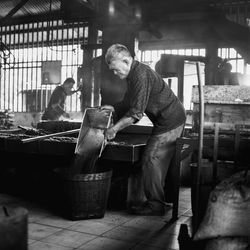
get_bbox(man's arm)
[51,103,64,112]
[105,116,135,140]
[69,86,82,95]
[51,103,69,117]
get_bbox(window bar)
[0,27,3,109]
[44,21,48,112]
[0,26,2,110]
[79,24,85,111]
[47,21,52,110]
[40,21,45,113]
[25,24,29,112]
[48,21,54,110]
[236,52,239,72]
[66,22,71,111]
[35,22,39,112]
[23,25,27,112]
[76,23,81,111]
[140,50,143,62]
[7,25,11,111]
[14,26,17,112]
[76,23,80,111]
[17,24,21,112]
[20,26,24,112]
[8,27,11,111]
[72,23,78,111]
[70,23,74,111]
[199,49,202,56]
[56,20,59,60]
[30,23,34,111]
[45,21,50,113]
[4,25,8,110]
[65,23,68,78]
[1,26,4,110]
[66,22,70,76]
[53,19,60,112]
[2,25,6,110]
[61,22,65,81]
[12,26,16,111]
[26,24,30,112]
[76,23,81,66]
[46,21,51,112]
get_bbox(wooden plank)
[178,136,250,164]
[192,103,250,131]
[213,123,219,185]
[192,85,250,104]
[234,124,240,169]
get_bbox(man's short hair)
[105,44,131,65]
[64,77,75,85]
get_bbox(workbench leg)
[126,167,146,209]
[171,142,182,221]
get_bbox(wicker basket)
[63,169,112,220]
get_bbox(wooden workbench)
[0,125,188,222]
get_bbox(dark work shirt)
[42,85,67,120]
[114,60,186,134]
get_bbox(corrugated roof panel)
[0,0,61,19]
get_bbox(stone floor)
[0,187,192,250]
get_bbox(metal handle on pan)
[98,112,112,158]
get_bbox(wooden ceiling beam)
[0,0,31,25]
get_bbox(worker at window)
[215,60,239,85]
[41,77,81,121]
[102,44,186,216]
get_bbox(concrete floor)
[0,187,192,250]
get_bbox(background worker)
[41,77,81,121]
[215,60,239,85]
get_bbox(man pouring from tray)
[101,44,186,216]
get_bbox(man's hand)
[105,127,117,140]
[76,85,83,92]
[100,105,115,113]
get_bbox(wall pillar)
[80,22,100,111]
[205,39,219,85]
[100,25,137,106]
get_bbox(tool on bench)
[21,129,80,143]
[98,113,112,158]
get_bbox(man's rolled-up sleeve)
[125,72,152,123]
[125,108,144,122]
